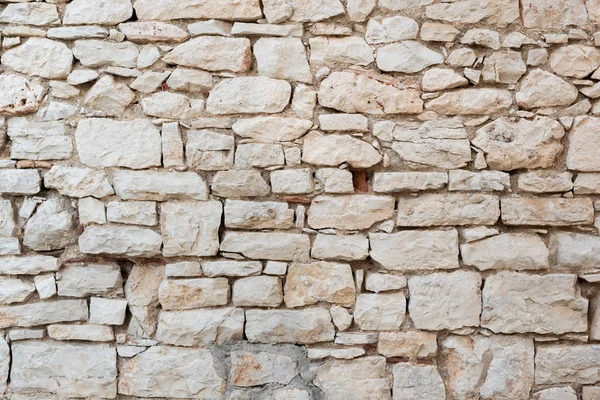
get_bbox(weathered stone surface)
[47,324,114,342]
[442,335,535,400]
[461,233,549,271]
[0,74,42,116]
[1,38,72,79]
[23,197,77,251]
[167,68,212,93]
[370,230,459,271]
[481,51,527,83]
[408,271,482,330]
[397,194,500,226]
[392,363,446,400]
[106,201,156,226]
[64,0,132,25]
[234,143,285,169]
[224,200,294,229]
[318,72,423,114]
[164,37,251,72]
[231,351,298,387]
[426,0,518,25]
[262,0,345,22]
[0,3,60,26]
[522,0,588,28]
[472,117,565,171]
[7,118,72,160]
[535,345,600,384]
[366,16,419,44]
[0,169,40,195]
[134,0,262,21]
[125,264,164,337]
[73,40,138,68]
[44,166,113,198]
[284,261,355,308]
[207,77,291,114]
[310,37,374,66]
[365,272,407,293]
[307,195,394,230]
[0,299,87,328]
[84,75,134,116]
[156,308,244,347]
[185,129,234,171]
[302,131,382,168]
[551,232,600,269]
[159,278,229,310]
[0,256,58,275]
[246,309,335,344]
[118,346,226,398]
[255,38,312,83]
[482,272,588,334]
[568,117,600,171]
[373,172,448,192]
[311,234,369,261]
[516,69,579,109]
[518,171,573,193]
[534,387,578,400]
[377,41,444,73]
[232,117,311,143]
[203,260,262,277]
[57,264,122,297]
[119,22,189,43]
[11,341,116,398]
[76,119,161,169]
[378,331,437,359]
[550,45,600,78]
[211,170,270,198]
[232,276,282,307]
[426,89,512,115]
[422,68,468,92]
[79,226,162,257]
[0,278,34,305]
[113,170,208,201]
[161,201,221,257]
[448,170,510,192]
[220,232,310,261]
[501,198,594,226]
[354,292,406,330]
[390,119,472,169]
[314,357,391,400]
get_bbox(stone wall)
[1,0,600,399]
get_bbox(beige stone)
[134,0,262,21]
[307,195,394,230]
[550,45,600,78]
[220,231,310,261]
[354,292,406,330]
[378,331,437,359]
[522,0,588,28]
[408,271,482,330]
[159,278,229,310]
[232,276,282,307]
[207,77,291,114]
[245,309,335,344]
[302,131,382,168]
[516,69,578,109]
[284,261,355,308]
[164,37,251,73]
[310,37,374,66]
[232,117,312,143]
[392,363,446,400]
[482,272,588,334]
[376,41,444,73]
[501,198,594,226]
[425,0,519,26]
[426,89,512,115]
[318,72,423,114]
[550,232,600,270]
[118,22,189,43]
[311,234,369,261]
[461,233,549,270]
[567,116,600,171]
[517,171,574,193]
[535,345,600,384]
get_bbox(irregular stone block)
[64,0,132,25]
[501,198,594,226]
[113,170,208,201]
[302,131,382,168]
[397,194,500,226]
[220,231,310,261]
[79,226,162,257]
[164,37,251,72]
[461,233,549,270]
[568,116,600,172]
[392,363,445,400]
[1,38,72,79]
[231,351,298,387]
[550,232,600,269]
[0,299,87,328]
[307,195,394,230]
[311,234,369,261]
[44,166,114,198]
[134,0,262,21]
[232,276,282,307]
[206,77,291,114]
[378,331,437,359]
[246,309,335,344]
[354,292,406,330]
[314,357,391,400]
[426,89,512,115]
[224,200,294,229]
[7,118,72,160]
[57,264,123,297]
[159,278,229,310]
[535,345,600,384]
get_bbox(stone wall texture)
[1,0,600,399]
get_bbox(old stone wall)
[1,0,600,399]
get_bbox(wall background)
[0,0,599,399]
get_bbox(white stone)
[78,197,106,225]
[318,71,422,114]
[365,272,407,293]
[160,201,221,257]
[307,195,394,230]
[373,172,448,192]
[482,272,588,334]
[113,170,208,201]
[426,89,512,115]
[134,0,262,21]
[23,197,77,251]
[11,341,116,398]
[84,75,134,116]
[314,357,391,400]
[0,3,60,26]
[376,41,443,73]
[0,74,42,116]
[234,143,284,169]
[64,0,132,25]
[408,271,482,330]
[315,168,354,193]
[224,200,294,229]
[302,131,382,168]
[522,0,588,28]
[0,169,40,195]
[202,260,262,277]
[420,22,459,42]
[186,129,234,171]
[425,0,519,26]
[0,299,87,328]
[211,170,270,198]
[246,309,335,344]
[567,116,600,171]
[311,234,368,261]
[422,68,468,92]
[365,16,418,44]
[448,170,510,192]
[518,171,574,193]
[535,345,600,384]
[48,324,114,342]
[501,198,594,226]
[47,26,109,40]
[271,169,313,194]
[220,231,310,261]
[67,69,99,85]
[73,40,138,68]
[310,37,374,66]
[76,118,160,169]
[79,226,162,257]
[354,292,406,330]
[232,117,312,143]
[230,351,297,387]
[107,201,156,226]
[188,20,233,36]
[163,37,251,73]
[517,69,578,109]
[0,278,34,305]
[232,276,282,307]
[262,0,345,22]
[44,165,114,198]
[534,387,578,400]
[57,264,122,297]
[90,297,127,325]
[482,51,527,83]
[231,22,303,36]
[166,68,213,93]
[2,38,72,79]
[118,346,225,399]
[159,278,229,310]
[207,77,291,114]
[551,232,600,270]
[392,363,446,400]
[165,261,202,278]
[119,22,189,43]
[254,38,312,83]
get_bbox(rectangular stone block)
[481,272,588,334]
[369,230,459,271]
[501,198,594,226]
[307,195,395,230]
[113,170,208,201]
[246,309,335,344]
[0,299,87,328]
[397,194,500,226]
[79,226,162,257]
[11,341,116,398]
[158,278,229,310]
[535,345,600,384]
[220,231,310,261]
